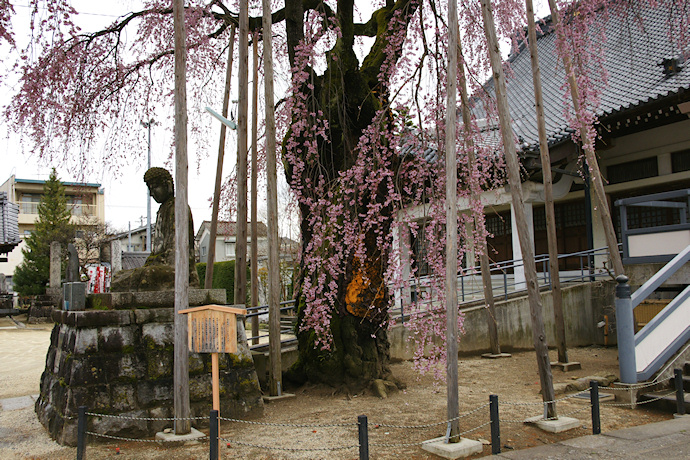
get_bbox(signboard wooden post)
[178,305,247,415]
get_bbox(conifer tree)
[14,169,74,296]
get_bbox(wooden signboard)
[179,304,247,354]
[178,304,247,430]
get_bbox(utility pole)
[140,118,155,252]
[172,0,191,435]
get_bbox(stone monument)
[65,243,80,282]
[111,167,200,291]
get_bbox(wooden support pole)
[235,0,249,305]
[524,0,568,364]
[479,0,556,419]
[205,26,237,290]
[262,0,283,397]
[211,352,220,412]
[546,0,623,276]
[173,0,191,435]
[456,33,501,355]
[251,33,260,345]
[445,0,460,442]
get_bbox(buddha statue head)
[144,167,174,204]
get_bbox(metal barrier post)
[210,409,219,460]
[615,275,637,384]
[590,381,601,435]
[503,272,508,300]
[77,406,86,460]
[490,394,500,454]
[675,368,686,416]
[358,415,369,460]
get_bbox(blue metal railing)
[393,245,614,322]
[247,246,615,349]
[245,300,297,350]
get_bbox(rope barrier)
[218,416,356,427]
[75,371,683,458]
[368,421,493,448]
[600,390,677,407]
[220,438,358,452]
[502,389,591,406]
[372,403,490,429]
[86,431,208,443]
[86,412,208,421]
[602,376,672,391]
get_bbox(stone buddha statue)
[111,167,199,292]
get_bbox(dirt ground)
[0,316,673,459]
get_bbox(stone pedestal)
[35,290,263,446]
[62,282,86,311]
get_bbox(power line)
[13,4,122,18]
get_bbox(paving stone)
[0,395,34,411]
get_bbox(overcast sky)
[1,0,287,237]
[1,0,549,238]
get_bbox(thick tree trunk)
[283,0,418,390]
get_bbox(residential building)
[110,224,150,254]
[196,220,299,304]
[196,220,269,264]
[0,175,106,288]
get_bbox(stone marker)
[50,241,61,288]
[66,243,80,283]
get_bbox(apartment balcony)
[19,203,100,224]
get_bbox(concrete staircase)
[639,361,690,413]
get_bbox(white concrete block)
[525,415,581,433]
[421,437,483,459]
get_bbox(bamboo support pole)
[205,26,236,290]
[546,0,624,276]
[524,0,568,364]
[480,0,556,419]
[445,0,460,442]
[457,34,501,355]
[251,34,260,345]
[173,0,191,434]
[235,0,249,305]
[262,0,283,396]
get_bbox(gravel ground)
[0,316,673,459]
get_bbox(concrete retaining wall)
[390,281,615,360]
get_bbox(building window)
[201,246,207,256]
[225,242,234,257]
[607,157,658,184]
[411,223,430,277]
[20,194,40,214]
[671,149,690,173]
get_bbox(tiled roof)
[197,220,268,239]
[480,0,690,152]
[122,252,149,270]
